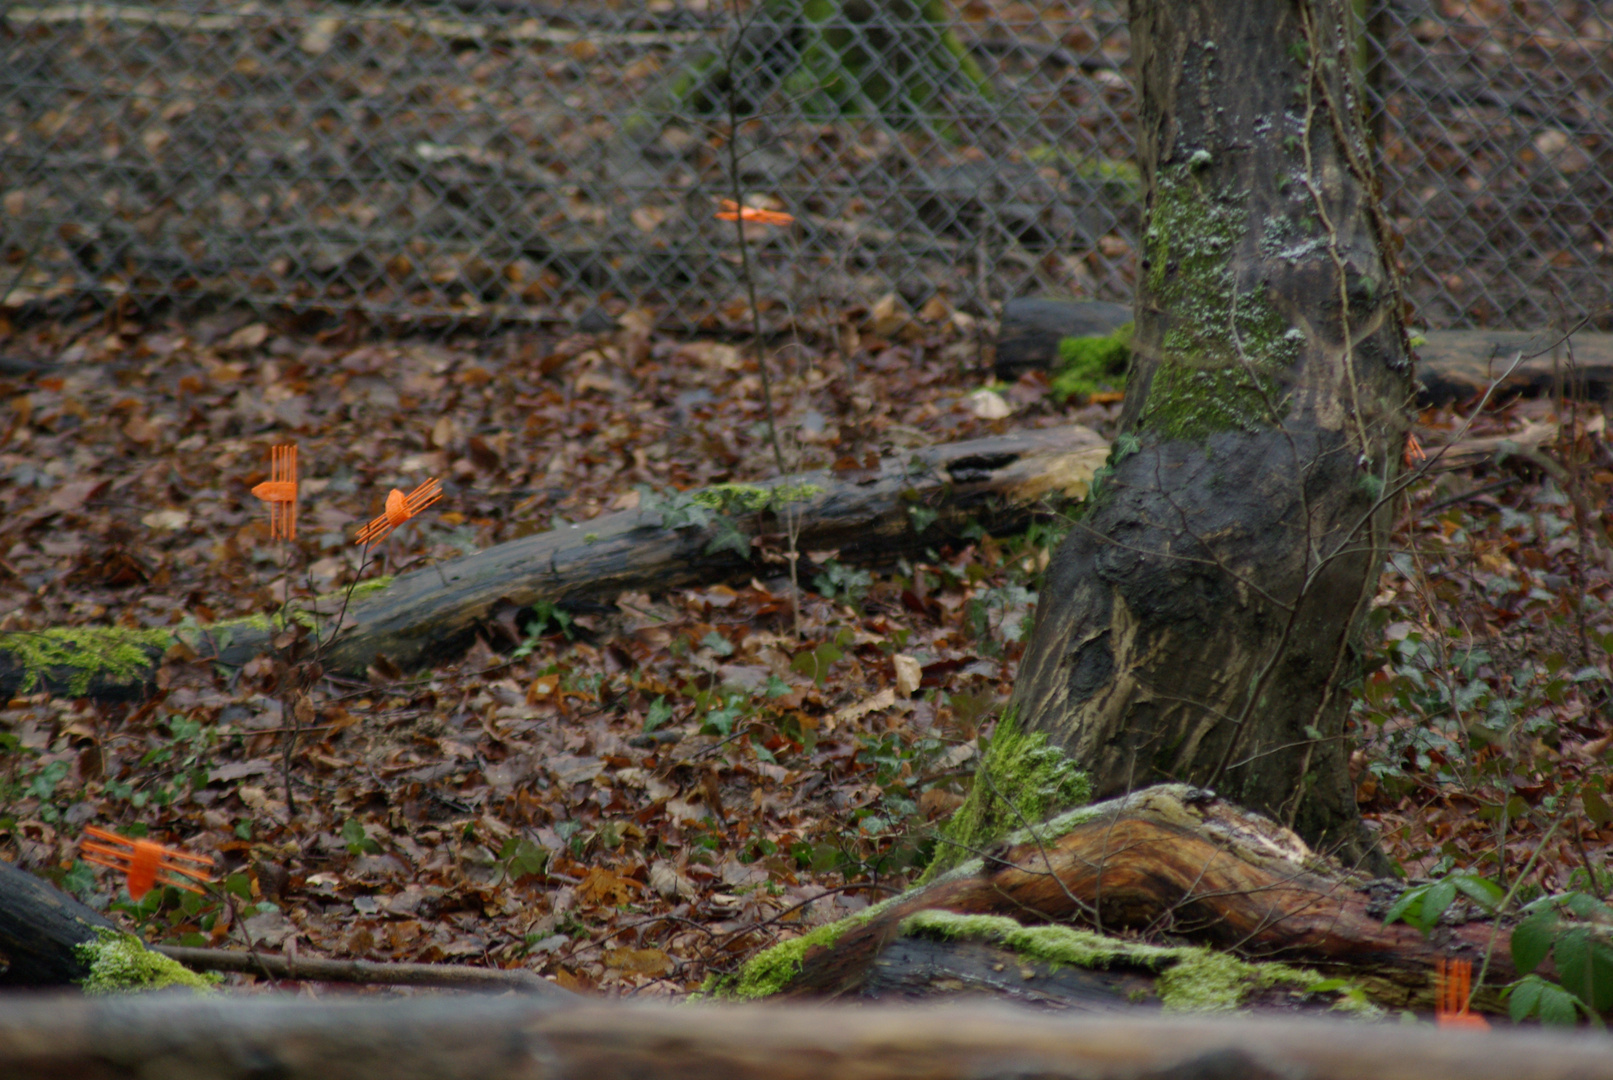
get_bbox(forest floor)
[1,302,1609,997]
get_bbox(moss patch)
[702,892,912,1000]
[1,626,172,695]
[900,909,1326,1013]
[921,711,1091,883]
[690,482,824,516]
[76,929,218,995]
[1138,162,1301,441]
[348,575,394,598]
[1051,323,1133,402]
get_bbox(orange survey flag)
[250,443,299,540]
[81,826,214,901]
[354,477,443,546]
[1435,956,1490,1029]
[715,198,794,227]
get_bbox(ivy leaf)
[1511,910,1558,975]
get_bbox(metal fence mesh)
[2,1,1609,331]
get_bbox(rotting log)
[0,856,116,987]
[743,786,1512,1012]
[993,297,1613,405]
[0,426,1108,700]
[4,995,1613,1080]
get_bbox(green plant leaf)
[1419,878,1458,930]
[1538,981,1584,1026]
[1511,910,1559,975]
[1555,927,1613,1014]
[1383,884,1428,930]
[1450,872,1503,911]
[1508,974,1544,1023]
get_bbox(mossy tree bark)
[986,0,1414,866]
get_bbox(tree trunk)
[976,0,1414,868]
[0,427,1106,700]
[0,856,116,987]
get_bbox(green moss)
[348,575,394,598]
[921,711,1091,882]
[0,626,172,695]
[1138,163,1301,441]
[1051,324,1132,402]
[702,893,910,999]
[690,482,824,516]
[76,929,218,995]
[901,909,1324,1013]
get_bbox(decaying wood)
[0,426,1107,699]
[3,994,1613,1080]
[0,855,117,987]
[772,786,1511,1010]
[994,297,1613,405]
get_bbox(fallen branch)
[0,426,1108,699]
[153,945,572,998]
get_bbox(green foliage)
[1508,891,1613,1022]
[792,627,853,686]
[1050,324,1132,402]
[813,560,872,605]
[1382,871,1502,934]
[342,817,380,855]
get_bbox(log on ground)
[0,855,116,987]
[3,995,1613,1080]
[0,426,1108,699]
[722,786,1513,1012]
[994,297,1613,404]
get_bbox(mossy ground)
[0,626,172,694]
[701,893,906,999]
[76,929,218,995]
[919,711,1091,883]
[1051,324,1133,402]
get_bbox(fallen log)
[993,297,1613,404]
[3,995,1613,1080]
[714,786,1514,1013]
[0,426,1108,700]
[0,855,117,987]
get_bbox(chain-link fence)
[2,1,1609,332]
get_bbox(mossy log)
[717,786,1512,1013]
[994,297,1613,405]
[8,990,1613,1080]
[0,855,116,987]
[0,426,1107,700]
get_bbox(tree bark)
[0,427,1106,700]
[8,986,1613,1080]
[0,856,116,987]
[997,0,1414,866]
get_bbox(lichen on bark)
[1137,162,1300,442]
